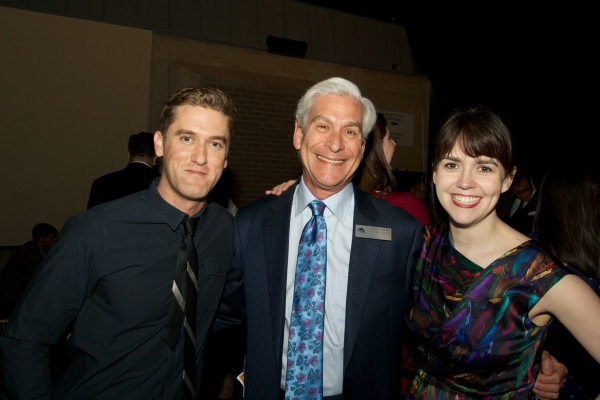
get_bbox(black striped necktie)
[164,216,199,399]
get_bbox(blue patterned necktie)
[285,200,327,400]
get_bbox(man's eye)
[211,142,223,148]
[445,163,456,169]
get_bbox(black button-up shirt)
[1,180,233,399]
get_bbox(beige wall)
[150,35,430,206]
[0,0,417,76]
[0,5,429,244]
[0,7,152,245]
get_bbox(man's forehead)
[170,105,230,131]
[309,94,363,123]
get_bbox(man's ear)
[154,131,164,157]
[127,151,131,163]
[293,121,303,151]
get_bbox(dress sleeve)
[525,246,568,298]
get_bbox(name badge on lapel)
[355,225,392,241]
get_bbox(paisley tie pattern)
[285,200,327,400]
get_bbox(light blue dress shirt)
[280,177,354,396]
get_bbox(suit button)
[159,389,165,395]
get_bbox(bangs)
[434,108,512,174]
[441,130,508,162]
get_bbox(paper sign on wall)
[379,110,414,147]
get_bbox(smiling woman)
[405,107,600,399]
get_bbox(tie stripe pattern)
[285,200,327,400]
[164,216,199,399]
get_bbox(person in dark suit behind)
[214,77,422,400]
[507,167,539,234]
[0,223,58,320]
[86,132,159,209]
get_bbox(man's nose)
[325,130,344,153]
[191,144,207,165]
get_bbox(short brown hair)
[433,107,513,178]
[157,87,236,135]
[431,107,514,223]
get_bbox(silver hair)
[295,77,377,140]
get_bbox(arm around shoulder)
[533,274,600,363]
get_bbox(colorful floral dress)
[406,223,567,399]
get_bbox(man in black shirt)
[1,87,236,399]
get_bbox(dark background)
[303,1,594,183]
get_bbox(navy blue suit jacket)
[215,183,421,400]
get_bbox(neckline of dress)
[447,236,533,270]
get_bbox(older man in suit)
[215,77,422,400]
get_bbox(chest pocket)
[197,257,230,313]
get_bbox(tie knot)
[183,217,198,236]
[308,200,326,217]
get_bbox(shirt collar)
[294,176,354,223]
[129,161,153,168]
[146,178,208,231]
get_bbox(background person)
[533,164,600,399]
[354,112,431,228]
[87,131,159,209]
[506,167,538,234]
[0,223,58,320]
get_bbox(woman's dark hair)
[354,113,396,193]
[534,164,600,279]
[430,107,514,222]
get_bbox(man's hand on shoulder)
[532,350,567,400]
[265,180,296,196]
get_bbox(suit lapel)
[343,187,381,371]
[263,183,297,369]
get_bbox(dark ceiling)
[301,1,593,178]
